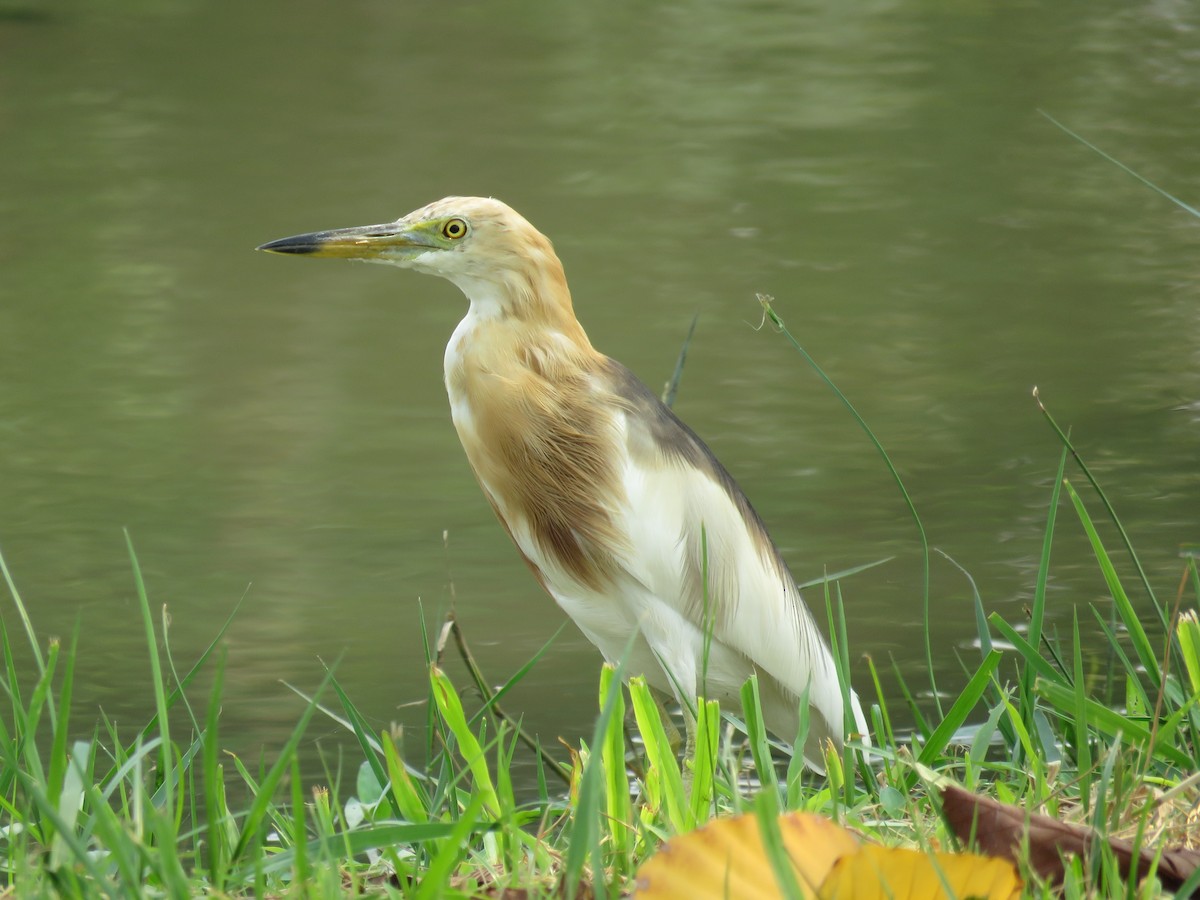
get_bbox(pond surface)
[1,0,1197,781]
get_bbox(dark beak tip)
[256,237,317,255]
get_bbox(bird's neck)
[446,259,592,351]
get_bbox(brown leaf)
[940,783,1200,895]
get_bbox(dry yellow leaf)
[634,811,858,899]
[818,843,1022,899]
[634,811,1022,900]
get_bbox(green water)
[1,0,1197,775]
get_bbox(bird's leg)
[649,686,683,753]
[644,684,698,793]
[679,698,699,796]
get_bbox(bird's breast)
[443,315,630,593]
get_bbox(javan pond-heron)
[258,197,868,769]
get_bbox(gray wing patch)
[601,357,802,628]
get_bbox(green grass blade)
[381,729,429,824]
[739,675,778,795]
[628,676,686,833]
[932,549,989,660]
[1029,446,1069,667]
[688,698,720,826]
[758,294,936,714]
[865,655,895,753]
[1090,612,1151,714]
[328,671,403,821]
[1177,610,1200,696]
[754,791,803,899]
[125,530,173,821]
[203,648,227,891]
[0,544,46,677]
[429,664,500,819]
[228,663,336,864]
[413,791,486,900]
[290,755,309,889]
[784,685,812,811]
[465,623,566,730]
[1071,610,1092,798]
[1036,680,1192,769]
[22,640,60,786]
[598,664,633,873]
[987,614,1066,684]
[1034,391,1163,629]
[46,625,80,822]
[564,656,628,898]
[661,312,699,409]
[797,556,894,589]
[1063,480,1161,690]
[917,650,1002,767]
[1039,111,1200,219]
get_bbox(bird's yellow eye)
[442,218,468,240]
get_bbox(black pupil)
[447,222,461,236]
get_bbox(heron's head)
[258,196,565,303]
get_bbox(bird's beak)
[256,221,439,262]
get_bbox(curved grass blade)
[662,313,699,409]
[228,661,337,865]
[1033,390,1163,628]
[1039,111,1200,219]
[758,294,936,713]
[429,664,500,819]
[1063,480,1161,691]
[917,650,1002,769]
[565,654,629,898]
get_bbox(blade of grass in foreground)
[754,790,804,899]
[689,698,721,825]
[125,530,174,821]
[45,625,79,834]
[327,672,403,821]
[1035,680,1193,770]
[565,652,628,899]
[599,664,634,875]
[1034,389,1163,629]
[740,675,778,796]
[108,579,249,793]
[916,650,1002,771]
[228,661,339,867]
[0,544,46,677]
[629,676,687,834]
[757,294,937,714]
[204,649,228,893]
[413,791,487,900]
[430,664,500,820]
[1063,479,1161,692]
